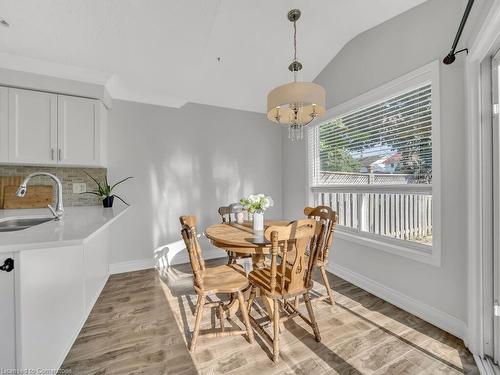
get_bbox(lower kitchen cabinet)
[0,231,111,370]
[0,253,16,369]
[17,245,86,370]
[83,228,110,314]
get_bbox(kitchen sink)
[0,217,54,232]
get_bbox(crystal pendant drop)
[288,124,304,141]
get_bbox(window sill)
[335,228,441,267]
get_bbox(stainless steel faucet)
[16,172,64,219]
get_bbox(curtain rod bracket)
[443,0,474,65]
[443,48,469,65]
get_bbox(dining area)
[179,198,337,363]
[60,197,479,374]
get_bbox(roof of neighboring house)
[382,153,402,165]
[357,152,401,167]
[357,155,386,167]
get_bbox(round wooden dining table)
[205,220,291,267]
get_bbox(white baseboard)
[109,250,226,275]
[109,258,155,274]
[328,262,467,339]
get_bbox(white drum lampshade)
[267,82,326,125]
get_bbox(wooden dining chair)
[218,204,251,265]
[246,219,324,363]
[303,206,337,305]
[218,203,244,223]
[179,215,254,351]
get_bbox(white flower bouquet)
[239,194,274,214]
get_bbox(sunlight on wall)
[154,238,185,276]
[150,146,226,269]
[212,149,242,204]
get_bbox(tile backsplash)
[0,165,107,207]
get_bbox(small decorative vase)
[253,211,264,232]
[103,196,114,208]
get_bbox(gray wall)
[282,0,489,324]
[107,100,283,266]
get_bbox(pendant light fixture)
[267,9,326,141]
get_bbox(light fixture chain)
[293,19,297,62]
[293,19,297,82]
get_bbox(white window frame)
[306,60,441,267]
[465,0,500,360]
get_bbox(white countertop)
[0,206,128,252]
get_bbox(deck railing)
[311,184,432,245]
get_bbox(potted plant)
[82,172,133,208]
[239,194,274,232]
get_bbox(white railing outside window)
[312,184,432,246]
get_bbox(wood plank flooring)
[62,259,478,374]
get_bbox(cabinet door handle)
[51,148,55,160]
[58,149,62,161]
[0,258,14,272]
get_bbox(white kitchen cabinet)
[12,228,111,370]
[58,95,101,166]
[0,253,16,369]
[0,87,8,162]
[83,228,110,313]
[0,86,107,167]
[17,245,85,370]
[8,88,58,165]
[99,102,108,167]
[0,207,124,370]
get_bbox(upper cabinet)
[0,87,107,167]
[8,88,58,165]
[0,87,8,162]
[58,95,101,166]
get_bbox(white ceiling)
[0,0,426,112]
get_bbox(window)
[308,61,440,265]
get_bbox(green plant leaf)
[84,171,103,191]
[113,194,130,206]
[80,191,102,197]
[110,176,133,192]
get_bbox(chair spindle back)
[304,206,337,263]
[218,203,243,223]
[180,215,205,289]
[264,219,323,295]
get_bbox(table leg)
[252,253,266,268]
[223,257,253,318]
[223,293,239,318]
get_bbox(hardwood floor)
[62,259,478,374]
